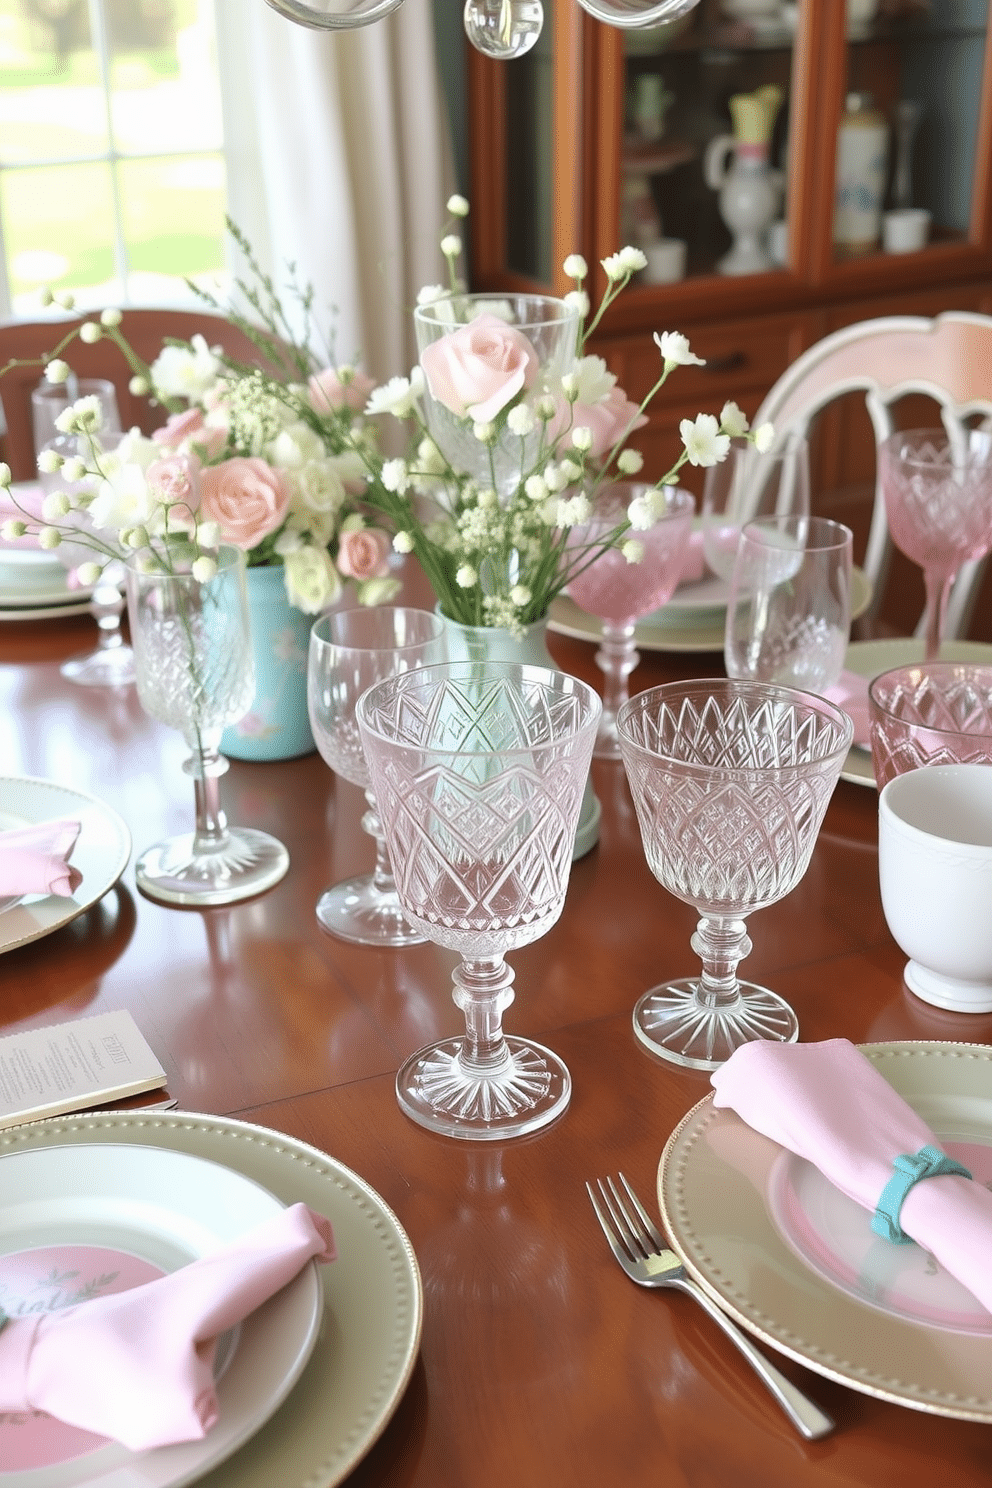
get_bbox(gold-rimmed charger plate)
[2,1111,423,1487]
[659,1040,992,1420]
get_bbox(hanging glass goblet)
[125,546,289,907]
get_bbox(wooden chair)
[0,308,272,482]
[751,311,992,639]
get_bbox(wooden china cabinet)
[467,0,992,634]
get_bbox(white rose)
[283,545,342,614]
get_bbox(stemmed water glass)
[724,515,853,693]
[357,661,601,1138]
[125,546,290,907]
[566,481,695,759]
[879,427,992,663]
[307,606,447,946]
[617,679,852,1070]
[702,432,811,583]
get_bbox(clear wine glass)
[307,606,447,946]
[702,432,811,584]
[575,0,700,24]
[565,481,695,759]
[724,515,853,693]
[31,377,120,460]
[357,660,601,1139]
[617,679,852,1070]
[125,546,290,907]
[879,427,992,663]
[40,431,136,688]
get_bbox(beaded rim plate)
[2,1111,424,1487]
[659,1041,992,1420]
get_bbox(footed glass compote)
[617,680,852,1070]
[357,661,601,1138]
[307,607,447,945]
[125,546,290,907]
[879,428,992,663]
[566,482,695,758]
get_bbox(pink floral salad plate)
[659,1040,992,1420]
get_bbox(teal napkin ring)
[871,1144,972,1244]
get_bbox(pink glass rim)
[579,480,694,528]
[616,677,854,772]
[868,662,992,736]
[879,426,992,470]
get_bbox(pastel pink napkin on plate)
[823,669,870,746]
[0,484,44,548]
[676,529,708,588]
[0,1201,335,1452]
[710,1038,992,1315]
[0,819,82,897]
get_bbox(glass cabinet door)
[835,0,989,264]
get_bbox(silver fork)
[587,1172,834,1441]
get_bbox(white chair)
[751,311,992,639]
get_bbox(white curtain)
[214,0,456,386]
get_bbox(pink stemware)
[879,428,992,663]
[566,482,695,758]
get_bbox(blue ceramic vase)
[221,563,316,761]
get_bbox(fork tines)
[587,1171,666,1261]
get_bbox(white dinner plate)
[839,638,992,788]
[659,1040,992,1420]
[0,1143,322,1488]
[549,565,873,655]
[0,551,95,612]
[2,1111,424,1488]
[0,778,131,954]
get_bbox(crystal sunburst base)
[396,1036,571,1140]
[315,875,425,947]
[135,828,289,907]
[633,980,799,1072]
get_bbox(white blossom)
[524,474,548,502]
[627,493,658,530]
[192,556,217,584]
[507,404,536,437]
[100,308,122,327]
[55,394,103,435]
[61,456,86,483]
[381,458,410,494]
[473,421,496,444]
[37,449,62,474]
[1,519,26,540]
[754,422,775,453]
[617,449,643,475]
[129,375,150,396]
[284,545,342,614]
[509,584,532,606]
[563,254,588,280]
[559,459,582,483]
[456,564,477,589]
[680,413,731,467]
[38,526,62,549]
[571,426,593,453]
[562,290,590,318]
[365,373,421,420]
[196,520,221,548]
[150,334,220,401]
[41,491,71,520]
[447,194,470,217]
[654,331,706,368]
[76,561,102,587]
[720,400,749,437]
[393,530,415,553]
[621,540,645,564]
[601,253,625,282]
[79,322,101,344]
[617,246,648,274]
[555,493,591,527]
[0,463,10,488]
[45,359,70,385]
[440,234,462,258]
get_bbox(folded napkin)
[0,820,82,898]
[0,484,44,548]
[823,669,870,746]
[711,1038,992,1315]
[0,1201,334,1452]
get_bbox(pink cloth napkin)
[677,528,708,587]
[0,820,82,897]
[711,1038,992,1315]
[0,1202,335,1452]
[823,669,870,746]
[0,484,44,548]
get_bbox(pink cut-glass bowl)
[868,662,992,790]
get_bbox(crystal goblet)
[357,661,601,1138]
[565,481,695,759]
[307,606,447,946]
[40,431,136,688]
[879,427,992,663]
[125,546,290,907]
[617,679,852,1070]
[868,662,992,790]
[724,515,853,693]
[702,432,811,584]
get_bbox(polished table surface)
[3,577,992,1488]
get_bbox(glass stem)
[185,746,231,854]
[690,915,752,1009]
[451,956,515,1074]
[922,567,953,663]
[91,580,126,652]
[363,790,398,896]
[596,621,638,737]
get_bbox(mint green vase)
[221,564,316,762]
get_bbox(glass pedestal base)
[315,875,425,946]
[61,643,136,688]
[396,1035,571,1139]
[633,979,799,1072]
[136,828,289,907]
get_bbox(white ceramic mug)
[882,207,931,254]
[878,763,992,1013]
[642,237,687,284]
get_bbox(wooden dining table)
[3,564,992,1488]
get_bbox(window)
[0,0,227,316]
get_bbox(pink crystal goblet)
[868,662,992,790]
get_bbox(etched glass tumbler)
[307,606,447,946]
[566,481,695,759]
[357,661,601,1139]
[617,680,852,1070]
[125,547,289,906]
[869,662,992,790]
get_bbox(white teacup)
[879,764,992,1013]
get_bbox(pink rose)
[152,408,205,449]
[308,366,375,414]
[199,458,290,550]
[146,453,201,526]
[420,313,539,423]
[551,386,648,461]
[336,526,392,580]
